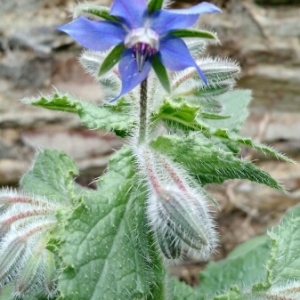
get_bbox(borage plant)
[0,0,299,299]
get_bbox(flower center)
[124,27,159,72]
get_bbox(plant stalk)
[138,79,148,143]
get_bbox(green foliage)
[170,207,300,300]
[267,216,300,285]
[17,6,296,299]
[57,147,165,300]
[23,93,134,137]
[205,90,251,133]
[20,149,78,204]
[151,135,283,189]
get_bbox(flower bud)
[157,190,208,251]
[135,146,217,259]
[0,188,60,297]
[14,251,44,296]
[154,226,181,260]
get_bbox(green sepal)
[152,55,171,93]
[98,44,125,77]
[148,0,164,13]
[154,227,181,260]
[74,4,119,22]
[170,29,219,41]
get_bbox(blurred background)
[0,0,300,284]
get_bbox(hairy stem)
[138,79,148,143]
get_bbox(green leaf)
[147,0,164,13]
[266,216,300,285]
[198,235,270,299]
[170,210,300,299]
[170,29,218,41]
[211,129,295,163]
[151,135,283,189]
[73,4,119,21]
[206,90,251,133]
[98,44,125,76]
[58,147,164,300]
[152,90,250,135]
[281,203,300,222]
[169,279,196,300]
[214,286,243,300]
[152,96,211,132]
[170,234,270,299]
[23,93,134,137]
[152,55,171,93]
[20,149,78,204]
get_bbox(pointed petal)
[110,0,148,29]
[151,2,221,35]
[159,37,207,84]
[57,17,126,51]
[111,50,151,101]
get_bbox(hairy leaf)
[267,216,300,285]
[152,90,252,139]
[152,97,210,132]
[211,129,294,163]
[151,135,283,189]
[23,93,134,137]
[20,149,78,204]
[206,90,251,132]
[58,147,163,300]
[170,235,269,299]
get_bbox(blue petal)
[57,17,126,51]
[151,2,221,35]
[111,49,151,101]
[110,0,148,29]
[159,37,207,83]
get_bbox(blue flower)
[58,0,221,100]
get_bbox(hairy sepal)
[154,226,182,260]
[73,3,118,21]
[170,29,219,41]
[98,44,125,76]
